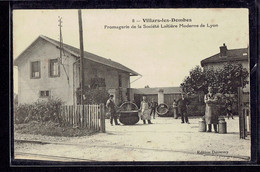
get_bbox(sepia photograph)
[12,8,251,162]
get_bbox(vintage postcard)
[13,9,251,163]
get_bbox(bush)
[14,104,33,124]
[14,98,64,124]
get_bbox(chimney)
[219,43,227,57]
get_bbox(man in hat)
[177,94,190,124]
[106,95,120,126]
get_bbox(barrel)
[118,102,140,125]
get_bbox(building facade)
[130,87,182,107]
[201,43,249,93]
[14,35,139,105]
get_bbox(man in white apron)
[139,96,152,124]
[204,87,219,132]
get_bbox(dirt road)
[14,116,250,161]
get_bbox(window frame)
[30,60,41,79]
[49,58,60,78]
[39,90,50,98]
[119,74,122,87]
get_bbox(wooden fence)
[60,104,105,132]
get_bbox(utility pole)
[58,16,63,64]
[78,9,85,105]
[58,17,70,84]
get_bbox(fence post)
[100,104,106,133]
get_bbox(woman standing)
[204,87,219,132]
[139,96,152,124]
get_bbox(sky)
[13,9,249,94]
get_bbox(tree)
[76,86,109,105]
[180,63,249,95]
[180,66,207,94]
[216,63,249,94]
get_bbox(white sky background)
[13,9,249,94]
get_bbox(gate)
[164,93,182,106]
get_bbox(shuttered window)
[31,61,40,78]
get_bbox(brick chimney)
[219,43,227,57]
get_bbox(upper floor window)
[49,59,60,77]
[31,61,40,79]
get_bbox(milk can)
[218,116,227,134]
[198,117,206,132]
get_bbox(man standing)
[106,95,120,126]
[204,87,218,132]
[150,98,158,119]
[177,94,190,124]
[225,98,234,119]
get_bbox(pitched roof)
[132,87,182,95]
[14,35,140,76]
[201,48,248,67]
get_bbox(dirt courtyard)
[14,116,250,162]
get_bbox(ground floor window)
[40,90,50,97]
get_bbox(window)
[40,90,50,97]
[49,59,60,77]
[119,74,122,87]
[31,61,40,78]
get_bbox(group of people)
[203,86,234,132]
[106,86,234,129]
[105,95,157,126]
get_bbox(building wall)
[17,39,132,106]
[17,38,76,105]
[73,59,131,105]
[129,88,181,107]
[80,60,129,90]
